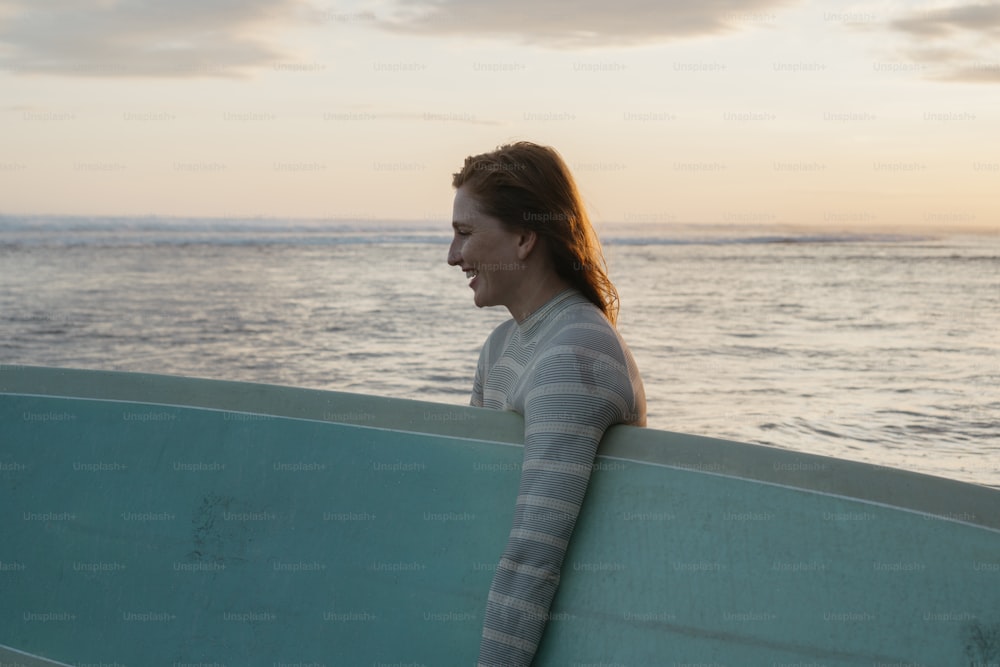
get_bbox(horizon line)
[0,211,996,236]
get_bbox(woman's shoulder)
[529,301,646,424]
[543,299,626,349]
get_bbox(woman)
[447,141,647,666]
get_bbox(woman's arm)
[477,344,636,666]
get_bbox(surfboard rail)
[1,364,996,531]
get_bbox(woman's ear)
[516,229,538,261]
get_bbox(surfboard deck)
[1,366,998,665]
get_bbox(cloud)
[887,2,1000,83]
[0,0,309,78]
[890,3,1000,37]
[375,0,799,48]
[937,64,1000,82]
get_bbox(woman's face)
[448,186,528,311]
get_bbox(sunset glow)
[1,0,998,232]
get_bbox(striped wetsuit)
[471,288,646,666]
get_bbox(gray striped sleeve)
[476,296,645,666]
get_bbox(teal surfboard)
[1,366,998,665]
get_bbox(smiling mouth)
[465,269,478,279]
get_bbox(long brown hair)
[452,141,620,325]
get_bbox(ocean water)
[2,216,998,487]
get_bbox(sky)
[0,0,998,232]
